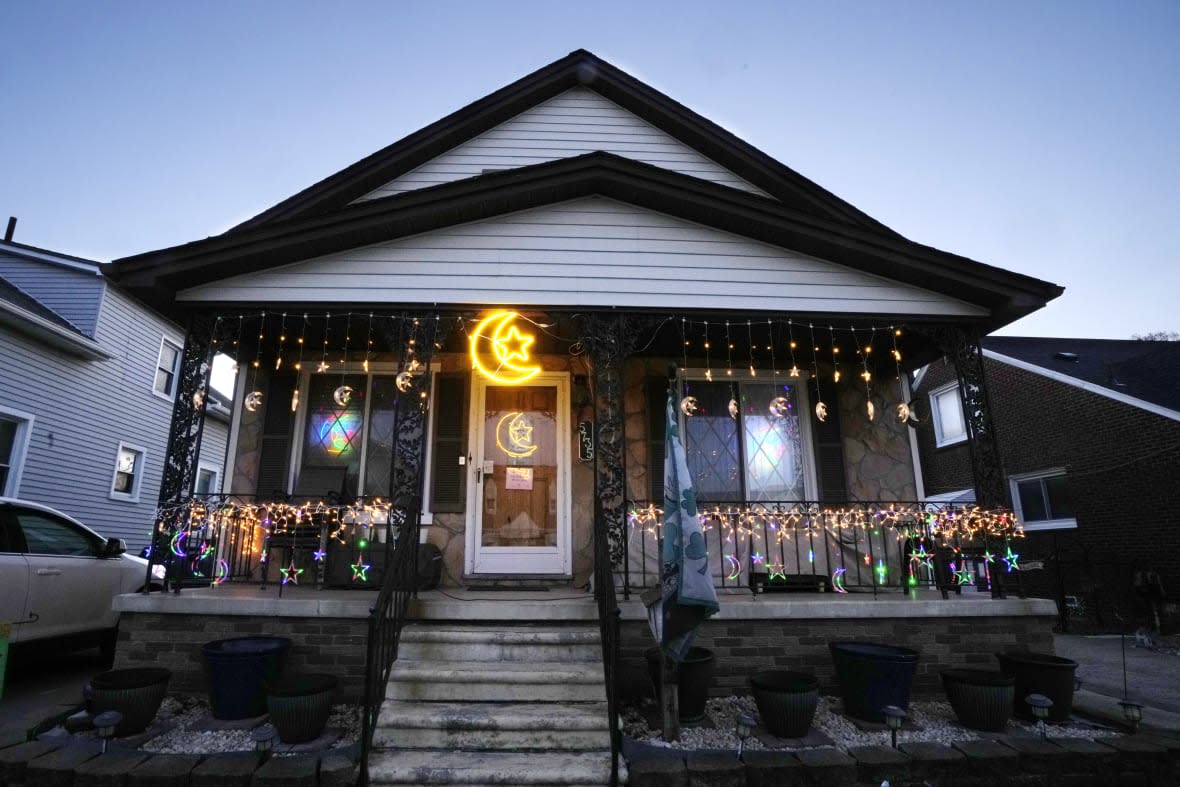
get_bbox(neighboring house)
[0,237,230,551]
[913,337,1180,631]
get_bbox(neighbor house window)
[929,382,967,446]
[154,338,183,399]
[0,408,35,496]
[195,464,219,496]
[1010,469,1076,530]
[110,443,146,501]
[680,379,812,503]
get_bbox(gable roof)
[110,151,1062,329]
[0,272,110,359]
[228,49,897,235]
[984,336,1180,418]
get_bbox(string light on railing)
[243,312,266,412]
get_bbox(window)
[929,382,967,446]
[110,443,146,501]
[0,408,34,496]
[153,338,183,399]
[15,510,99,556]
[293,372,432,501]
[195,464,219,496]
[680,379,813,503]
[1010,470,1076,530]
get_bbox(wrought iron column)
[924,325,1013,598]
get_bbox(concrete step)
[409,597,598,622]
[367,749,618,785]
[398,625,601,662]
[374,700,610,750]
[387,660,606,702]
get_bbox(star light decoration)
[1002,545,1021,573]
[280,562,304,585]
[952,562,974,585]
[909,544,935,572]
[351,557,371,582]
[313,549,327,562]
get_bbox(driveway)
[1055,633,1180,714]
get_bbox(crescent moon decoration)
[395,371,414,393]
[728,398,739,419]
[725,554,742,581]
[469,310,542,385]
[333,385,353,406]
[896,401,920,427]
[192,388,206,409]
[832,566,848,594]
[768,396,791,418]
[680,396,700,416]
[169,531,187,558]
[213,560,229,586]
[496,411,538,459]
[244,391,263,412]
[815,401,828,422]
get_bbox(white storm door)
[466,373,570,575]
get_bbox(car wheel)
[99,626,119,667]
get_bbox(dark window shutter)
[430,374,467,513]
[646,378,667,504]
[257,372,296,499]
[812,398,848,504]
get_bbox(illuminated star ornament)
[750,552,765,566]
[313,549,327,562]
[952,562,974,585]
[351,557,371,582]
[983,550,995,564]
[280,562,304,585]
[494,324,534,363]
[767,561,787,581]
[1002,545,1021,572]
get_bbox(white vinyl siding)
[356,88,771,200]
[0,251,105,336]
[179,197,985,318]
[930,382,968,447]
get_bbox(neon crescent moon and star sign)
[469,310,542,385]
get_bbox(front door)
[466,373,570,575]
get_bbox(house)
[913,336,1180,632]
[104,51,1066,783]
[0,234,230,552]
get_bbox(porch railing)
[358,497,421,787]
[623,500,1024,599]
[593,511,621,787]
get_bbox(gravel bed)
[622,694,1114,751]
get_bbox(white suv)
[0,498,158,661]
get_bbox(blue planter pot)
[749,670,819,738]
[829,640,919,723]
[201,636,291,720]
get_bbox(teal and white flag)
[657,388,720,661]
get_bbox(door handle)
[36,568,62,576]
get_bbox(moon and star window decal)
[469,310,543,385]
[496,411,538,459]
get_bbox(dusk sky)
[3,1,1177,340]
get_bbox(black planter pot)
[749,670,819,738]
[266,673,339,743]
[940,669,1014,731]
[89,667,172,736]
[645,646,716,722]
[201,636,291,720]
[995,651,1078,722]
[829,641,920,723]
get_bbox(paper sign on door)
[505,467,534,490]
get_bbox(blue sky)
[2,1,1177,339]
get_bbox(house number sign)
[577,421,595,462]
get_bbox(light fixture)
[93,710,122,753]
[1026,693,1053,740]
[881,705,906,749]
[252,723,277,756]
[735,712,756,759]
[1119,700,1143,733]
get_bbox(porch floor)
[114,585,1056,621]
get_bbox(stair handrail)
[593,512,622,787]
[358,498,421,787]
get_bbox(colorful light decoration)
[725,554,742,581]
[1003,545,1021,572]
[169,531,187,558]
[213,559,229,585]
[351,557,371,582]
[767,561,787,581]
[313,549,327,562]
[280,561,304,585]
[311,410,362,456]
[495,411,538,458]
[832,566,848,593]
[469,310,541,385]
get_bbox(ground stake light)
[252,723,277,757]
[882,705,906,749]
[1119,700,1143,733]
[735,712,756,759]
[1026,693,1053,740]
[93,711,122,753]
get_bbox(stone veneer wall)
[839,377,919,501]
[113,612,369,702]
[618,611,1057,702]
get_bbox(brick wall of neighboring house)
[915,358,1180,632]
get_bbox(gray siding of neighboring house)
[198,413,230,492]
[178,197,986,318]
[355,87,772,200]
[0,252,105,336]
[0,281,185,552]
